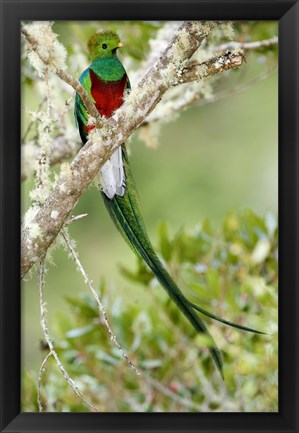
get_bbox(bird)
[74,30,264,379]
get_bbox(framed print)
[0,0,298,432]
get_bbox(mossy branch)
[178,50,245,84]
[21,21,245,279]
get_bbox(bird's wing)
[74,68,95,143]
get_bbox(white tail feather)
[99,147,126,199]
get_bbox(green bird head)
[88,30,123,60]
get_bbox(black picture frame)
[0,0,298,432]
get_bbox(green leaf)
[140,359,163,369]
[65,324,94,339]
[206,268,221,296]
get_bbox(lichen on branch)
[23,22,67,75]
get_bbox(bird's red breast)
[88,69,127,128]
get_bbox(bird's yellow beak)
[117,42,124,48]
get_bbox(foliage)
[22,211,278,412]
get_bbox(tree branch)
[21,21,245,279]
[214,35,278,52]
[176,49,245,84]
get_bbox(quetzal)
[74,30,264,379]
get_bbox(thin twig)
[61,229,141,377]
[45,68,51,116]
[37,351,52,412]
[57,96,74,119]
[22,97,46,143]
[38,259,99,412]
[65,213,88,225]
[215,35,278,53]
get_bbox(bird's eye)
[102,43,107,49]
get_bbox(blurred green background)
[21,21,278,412]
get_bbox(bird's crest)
[88,30,121,56]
